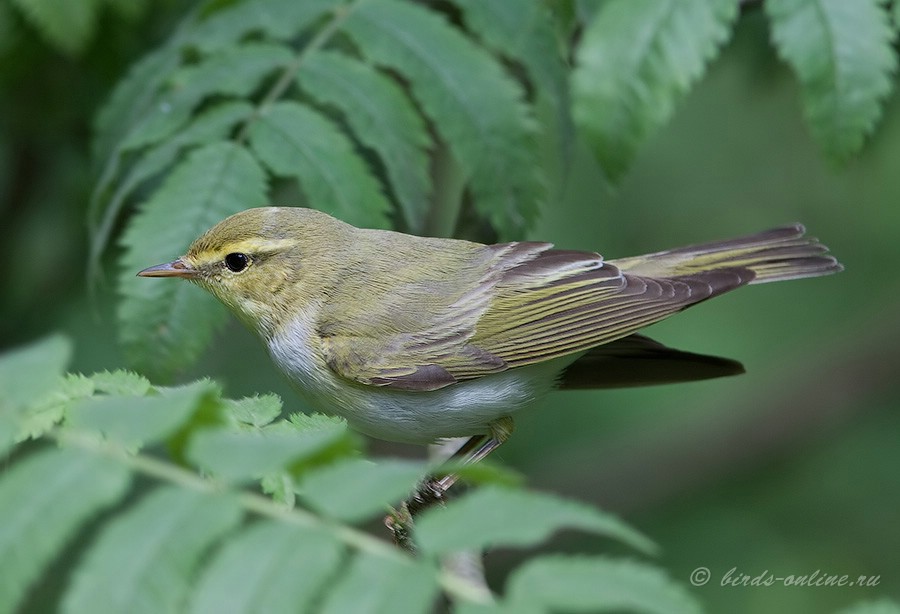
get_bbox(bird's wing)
[317,242,549,391]
[318,243,753,391]
[470,250,752,370]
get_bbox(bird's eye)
[224,252,250,273]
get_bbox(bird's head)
[138,206,346,335]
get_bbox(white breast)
[267,311,567,443]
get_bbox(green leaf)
[90,101,255,279]
[121,43,294,153]
[573,0,738,181]
[226,393,283,428]
[248,101,391,228]
[89,43,187,250]
[123,101,254,190]
[0,448,130,614]
[88,369,153,396]
[10,0,99,55]
[451,0,573,158]
[416,486,656,556]
[67,380,221,447]
[187,0,340,53]
[92,44,182,165]
[318,551,438,614]
[299,457,426,522]
[0,334,70,411]
[117,141,268,378]
[62,487,242,614]
[285,411,350,433]
[506,556,702,614]
[766,0,896,161]
[297,51,432,233]
[342,0,543,238]
[187,418,351,481]
[16,373,94,442]
[188,521,344,614]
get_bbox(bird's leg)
[387,417,515,549]
[414,417,515,510]
[433,416,514,492]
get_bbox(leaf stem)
[424,140,467,237]
[52,428,494,605]
[235,3,357,143]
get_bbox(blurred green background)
[1,5,897,613]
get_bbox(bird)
[138,206,842,482]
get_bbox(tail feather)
[610,224,843,284]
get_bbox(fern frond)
[573,0,738,182]
[297,51,432,233]
[89,101,254,282]
[766,0,897,161]
[186,0,341,54]
[61,487,243,614]
[451,0,573,162]
[248,101,391,228]
[122,43,294,153]
[188,522,344,614]
[341,0,544,238]
[0,334,71,412]
[415,486,656,556]
[16,374,93,442]
[318,552,439,614]
[0,448,130,614]
[68,381,220,448]
[226,394,283,428]
[299,458,427,523]
[187,415,352,482]
[0,332,704,613]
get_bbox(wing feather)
[473,262,751,368]
[319,241,753,390]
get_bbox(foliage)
[765,0,896,161]
[573,0,739,182]
[0,335,698,613]
[572,0,896,181]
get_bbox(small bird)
[139,207,841,471]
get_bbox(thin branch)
[235,3,355,143]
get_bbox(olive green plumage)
[139,207,841,442]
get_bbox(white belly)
[267,313,567,443]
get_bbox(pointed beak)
[137,259,199,279]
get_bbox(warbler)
[139,207,841,462]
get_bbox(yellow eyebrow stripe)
[193,238,298,262]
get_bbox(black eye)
[224,252,249,273]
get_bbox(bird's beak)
[137,259,199,279]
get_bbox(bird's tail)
[610,224,843,284]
